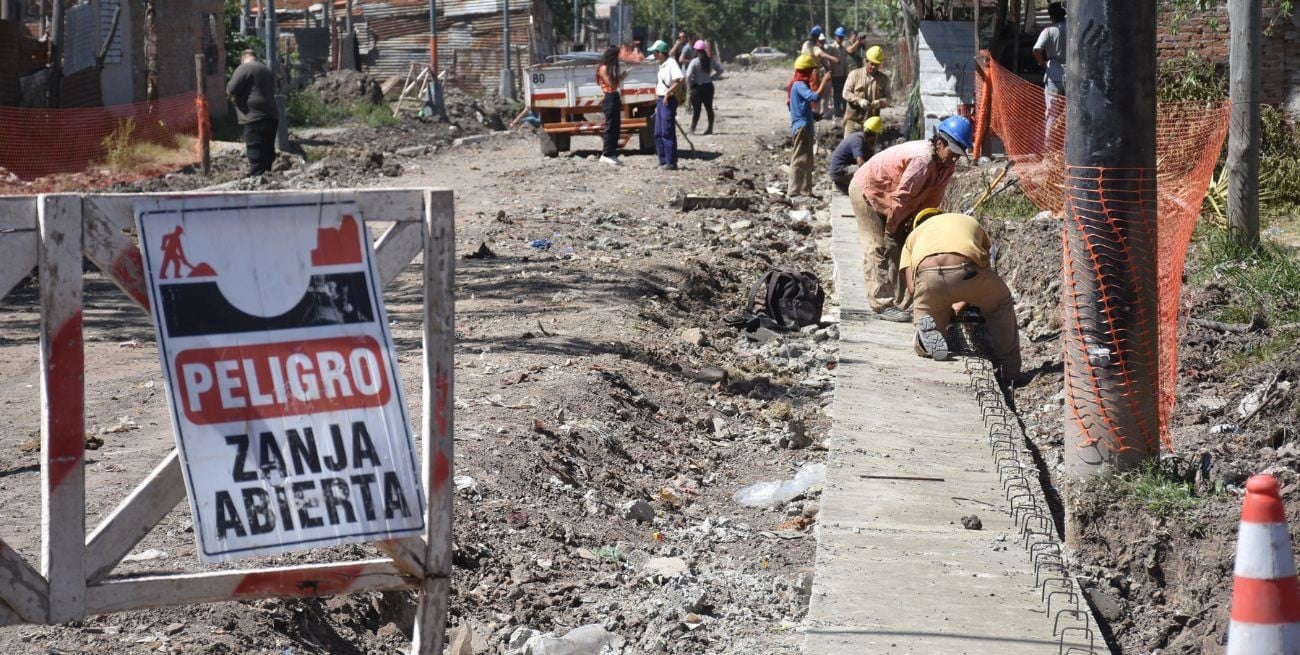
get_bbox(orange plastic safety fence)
[975,57,1230,449]
[0,92,201,191]
[1062,165,1163,457]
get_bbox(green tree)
[628,0,905,59]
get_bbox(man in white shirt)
[1033,2,1066,147]
[650,40,685,170]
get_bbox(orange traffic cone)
[1227,474,1300,654]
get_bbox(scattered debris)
[466,242,497,259]
[733,463,827,507]
[960,515,983,530]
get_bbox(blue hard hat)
[936,115,975,152]
[811,25,824,37]
[834,26,847,38]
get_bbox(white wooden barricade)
[0,190,455,655]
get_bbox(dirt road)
[0,66,841,654]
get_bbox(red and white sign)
[137,194,424,563]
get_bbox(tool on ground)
[1227,474,1300,654]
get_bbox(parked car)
[734,46,788,65]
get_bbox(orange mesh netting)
[974,56,1231,448]
[0,92,202,192]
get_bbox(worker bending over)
[848,115,972,322]
[901,208,1021,382]
[829,116,883,194]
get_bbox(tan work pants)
[788,125,815,196]
[913,263,1022,377]
[848,177,910,312]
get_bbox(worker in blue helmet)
[825,27,852,119]
[801,25,839,69]
[846,114,973,322]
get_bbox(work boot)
[704,119,714,135]
[876,307,912,323]
[916,314,951,360]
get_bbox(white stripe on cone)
[1227,621,1300,655]
[1236,522,1300,579]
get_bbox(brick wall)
[1156,1,1299,111]
[153,0,227,117]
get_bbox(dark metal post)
[266,0,289,150]
[573,0,579,49]
[427,0,445,118]
[1227,0,1261,246]
[500,0,514,99]
[1061,2,1160,490]
[48,0,64,107]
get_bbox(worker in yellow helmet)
[842,44,890,137]
[829,116,884,194]
[900,208,1022,383]
[787,54,832,198]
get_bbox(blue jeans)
[654,96,678,166]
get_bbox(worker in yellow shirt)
[900,208,1022,382]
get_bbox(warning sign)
[136,194,424,563]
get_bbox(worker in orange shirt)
[848,115,973,322]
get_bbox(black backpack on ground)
[741,269,825,331]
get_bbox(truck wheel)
[638,123,654,154]
[539,109,565,157]
[540,130,560,157]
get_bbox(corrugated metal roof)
[363,8,532,94]
[268,0,531,15]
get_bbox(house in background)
[262,0,556,96]
[0,0,226,116]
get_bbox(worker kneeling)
[901,208,1021,381]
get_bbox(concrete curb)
[801,195,1088,654]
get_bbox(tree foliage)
[628,0,904,57]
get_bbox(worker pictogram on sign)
[136,195,425,563]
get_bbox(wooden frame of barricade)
[0,189,454,654]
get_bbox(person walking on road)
[843,45,889,137]
[848,115,972,322]
[826,27,852,119]
[597,46,628,167]
[788,54,833,198]
[829,116,883,194]
[226,49,279,176]
[1033,2,1067,146]
[685,40,723,135]
[650,40,685,170]
[901,208,1022,381]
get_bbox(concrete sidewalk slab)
[802,195,1088,654]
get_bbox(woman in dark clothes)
[596,45,628,166]
[684,40,723,134]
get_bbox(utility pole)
[672,0,677,38]
[500,0,514,99]
[1227,0,1261,247]
[241,0,251,35]
[825,0,830,32]
[573,0,579,50]
[266,0,289,150]
[1062,0,1160,534]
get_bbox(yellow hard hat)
[864,116,884,134]
[794,54,818,71]
[866,45,885,65]
[913,207,942,231]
